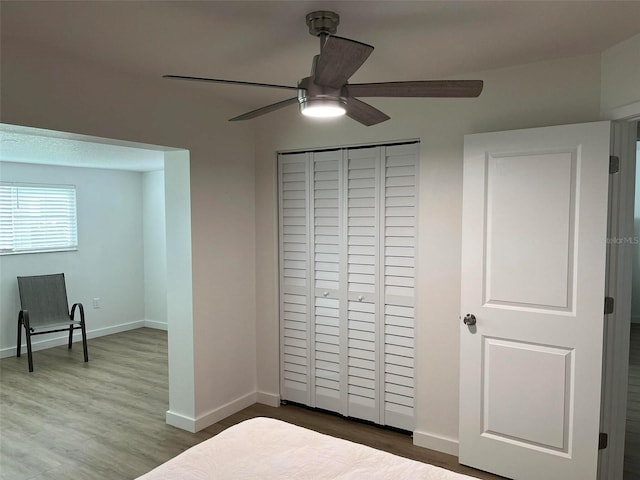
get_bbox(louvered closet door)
[278,143,418,431]
[311,151,344,412]
[346,147,381,423]
[279,153,311,405]
[382,144,417,430]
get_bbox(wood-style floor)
[0,328,504,480]
[625,323,640,479]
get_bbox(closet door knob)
[358,295,364,302]
[323,291,329,297]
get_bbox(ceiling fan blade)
[346,80,483,98]
[314,36,374,89]
[163,75,299,91]
[229,97,299,121]
[344,98,390,126]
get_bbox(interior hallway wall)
[600,33,640,114]
[632,141,640,324]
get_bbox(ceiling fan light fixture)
[164,11,484,126]
[300,98,346,118]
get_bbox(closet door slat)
[312,151,343,412]
[382,144,418,431]
[279,153,310,405]
[346,147,380,424]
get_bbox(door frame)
[599,104,639,479]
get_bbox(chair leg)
[81,321,88,363]
[17,317,22,358]
[68,324,74,349]
[25,328,33,373]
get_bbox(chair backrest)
[17,273,70,327]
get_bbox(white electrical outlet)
[92,298,101,309]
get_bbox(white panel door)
[382,143,417,431]
[279,153,311,405]
[459,122,611,480]
[311,150,344,412]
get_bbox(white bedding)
[138,417,477,479]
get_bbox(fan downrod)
[306,11,340,37]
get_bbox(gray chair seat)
[31,319,84,330]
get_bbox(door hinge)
[599,432,608,450]
[604,296,615,315]
[609,155,620,174]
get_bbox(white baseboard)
[166,410,197,433]
[167,391,280,433]
[256,391,280,407]
[144,319,168,330]
[1,320,145,359]
[87,320,146,338]
[413,429,459,456]
[193,392,258,432]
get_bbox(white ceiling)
[4,1,639,169]
[2,1,640,113]
[0,124,166,172]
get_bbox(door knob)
[463,314,477,326]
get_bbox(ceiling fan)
[164,11,484,126]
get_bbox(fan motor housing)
[297,76,346,106]
[306,11,340,37]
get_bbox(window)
[0,183,78,255]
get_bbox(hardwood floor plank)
[1,328,503,480]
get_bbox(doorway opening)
[0,123,194,429]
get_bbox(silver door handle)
[463,314,476,326]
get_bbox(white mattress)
[137,417,477,480]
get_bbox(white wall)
[633,141,640,324]
[143,169,167,329]
[0,161,145,355]
[601,33,640,114]
[0,39,258,429]
[254,53,603,452]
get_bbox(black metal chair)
[17,273,88,372]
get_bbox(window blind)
[0,183,78,255]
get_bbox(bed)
[137,417,478,479]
